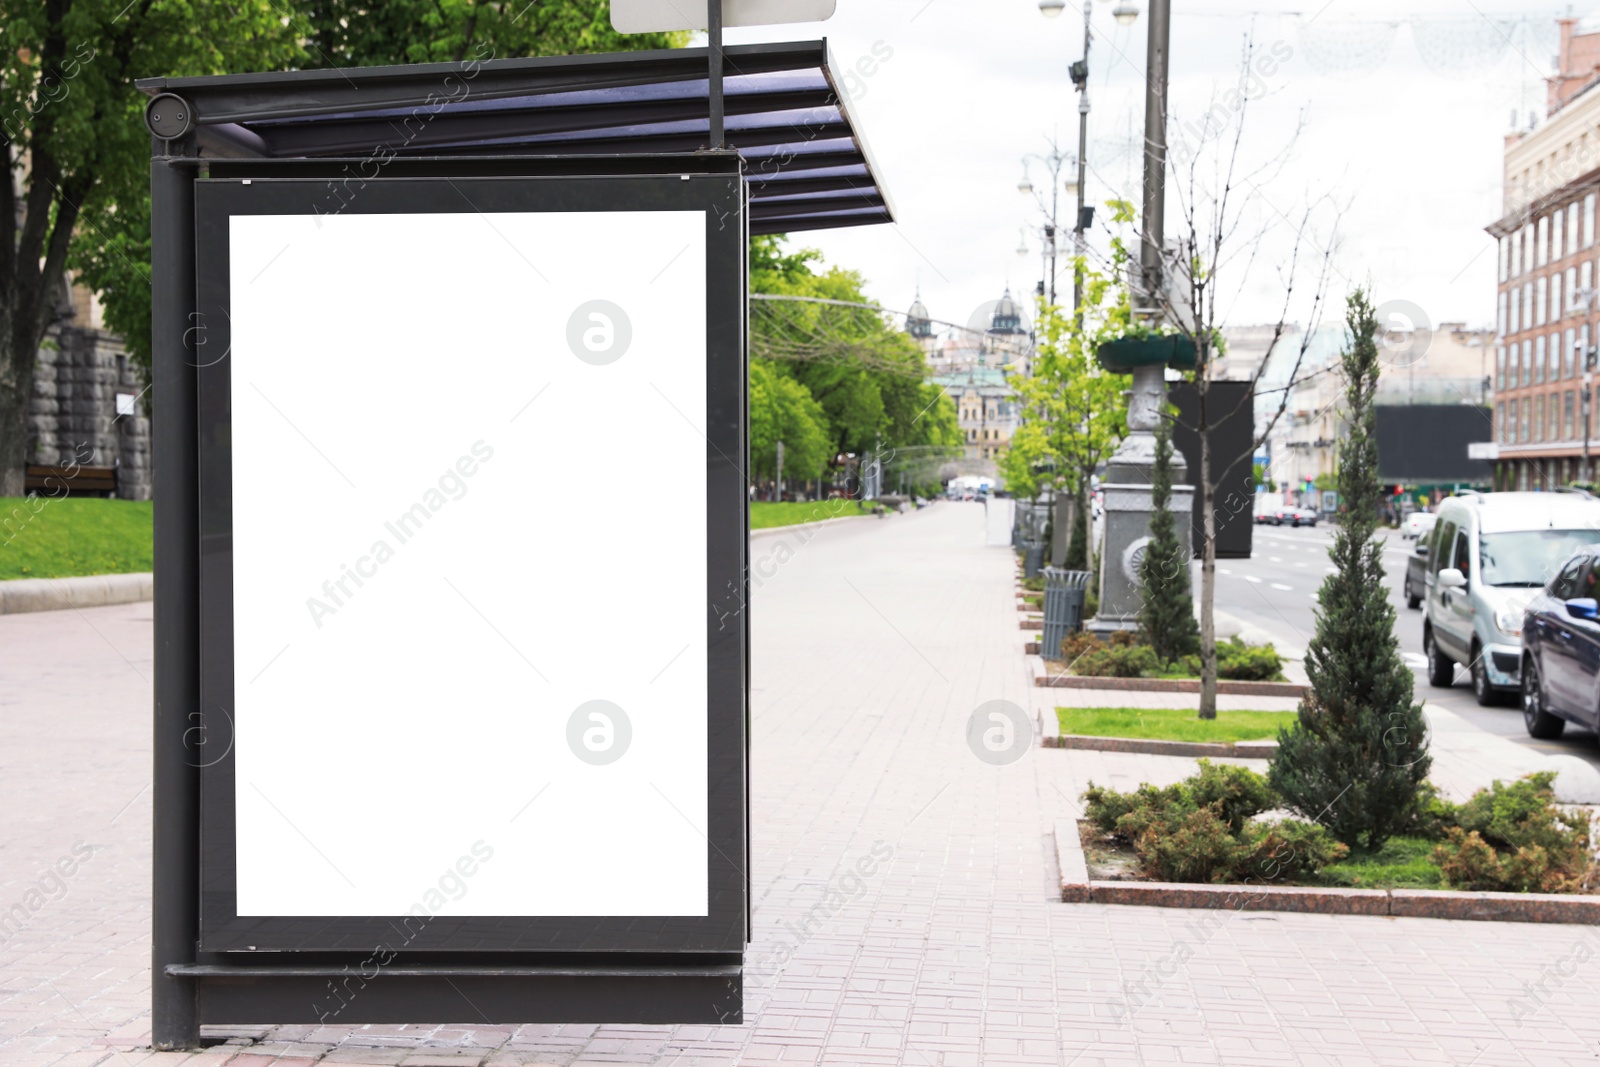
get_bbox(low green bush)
[1082,761,1346,884]
[1429,773,1593,893]
[1062,632,1284,681]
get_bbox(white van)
[1423,491,1600,704]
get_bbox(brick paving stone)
[7,507,1600,1065]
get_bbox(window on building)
[1525,282,1535,329]
[1524,339,1533,386]
[1538,276,1548,325]
[1536,335,1546,382]
[1513,228,1524,276]
[1555,210,1565,261]
[1537,394,1546,440]
[1539,215,1550,266]
[1567,329,1577,378]
[1527,225,1537,272]
[1586,193,1596,247]
[1571,201,1582,252]
[1496,346,1506,390]
[1554,271,1564,318]
[1567,391,1576,439]
[1585,326,1593,374]
[1510,398,1520,442]
[1585,261,1594,306]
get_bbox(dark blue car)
[1521,546,1600,739]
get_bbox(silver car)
[1423,491,1600,705]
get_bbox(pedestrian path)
[3,503,1600,1065]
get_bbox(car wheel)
[1425,626,1455,688]
[1523,657,1566,739]
[1405,580,1420,610]
[1471,644,1499,707]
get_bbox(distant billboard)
[1375,405,1493,484]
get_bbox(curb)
[1037,675,1307,698]
[0,572,152,615]
[750,513,880,540]
[1043,734,1279,758]
[1053,825,1600,924]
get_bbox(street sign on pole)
[612,0,835,33]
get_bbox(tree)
[1135,36,1341,719]
[1138,409,1199,662]
[998,202,1135,562]
[7,1,682,494]
[1269,290,1429,852]
[749,358,828,484]
[2,2,300,493]
[748,235,959,478]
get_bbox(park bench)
[24,463,118,497]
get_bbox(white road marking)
[1403,653,1427,669]
[1270,556,1283,563]
[1294,561,1306,567]
[1244,575,1261,584]
[1325,566,1338,574]
[1271,583,1292,591]
[1219,568,1233,575]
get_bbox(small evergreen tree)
[1269,290,1431,851]
[1066,487,1089,570]
[1137,412,1200,663]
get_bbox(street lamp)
[1017,175,1034,196]
[1033,0,1137,325]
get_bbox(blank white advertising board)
[226,209,709,918]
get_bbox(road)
[1217,520,1600,767]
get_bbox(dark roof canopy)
[136,40,892,234]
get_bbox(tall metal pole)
[708,0,725,149]
[1073,0,1091,325]
[1131,0,1170,430]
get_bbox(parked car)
[1402,538,1430,609]
[1260,505,1318,527]
[1519,548,1600,738]
[1403,512,1438,541]
[1422,491,1600,706]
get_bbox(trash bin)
[1023,540,1046,578]
[1041,567,1092,659]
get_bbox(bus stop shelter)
[138,40,891,1050]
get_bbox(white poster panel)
[612,0,835,33]
[228,209,708,917]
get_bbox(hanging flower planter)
[1095,335,1199,372]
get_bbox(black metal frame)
[154,155,749,1046]
[146,37,892,1047]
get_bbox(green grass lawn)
[1057,706,1299,744]
[750,499,875,530]
[1315,836,1443,889]
[0,496,153,580]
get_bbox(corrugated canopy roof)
[135,40,892,234]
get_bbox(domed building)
[906,287,1027,478]
[905,289,933,340]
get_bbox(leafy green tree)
[1138,411,1199,662]
[998,202,1134,560]
[749,235,959,470]
[749,357,828,484]
[5,1,681,493]
[1,1,299,492]
[1269,290,1430,852]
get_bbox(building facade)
[907,290,1028,478]
[28,280,151,500]
[1488,16,1600,491]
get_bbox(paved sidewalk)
[4,503,1600,1065]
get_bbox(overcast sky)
[721,1,1582,339]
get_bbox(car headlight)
[1496,608,1523,637]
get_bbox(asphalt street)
[1218,520,1600,768]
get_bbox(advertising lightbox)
[192,176,748,955]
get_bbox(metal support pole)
[1073,0,1091,326]
[708,0,725,149]
[150,148,201,1051]
[1140,0,1170,313]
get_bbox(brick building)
[1487,16,1600,491]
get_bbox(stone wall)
[29,324,151,501]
